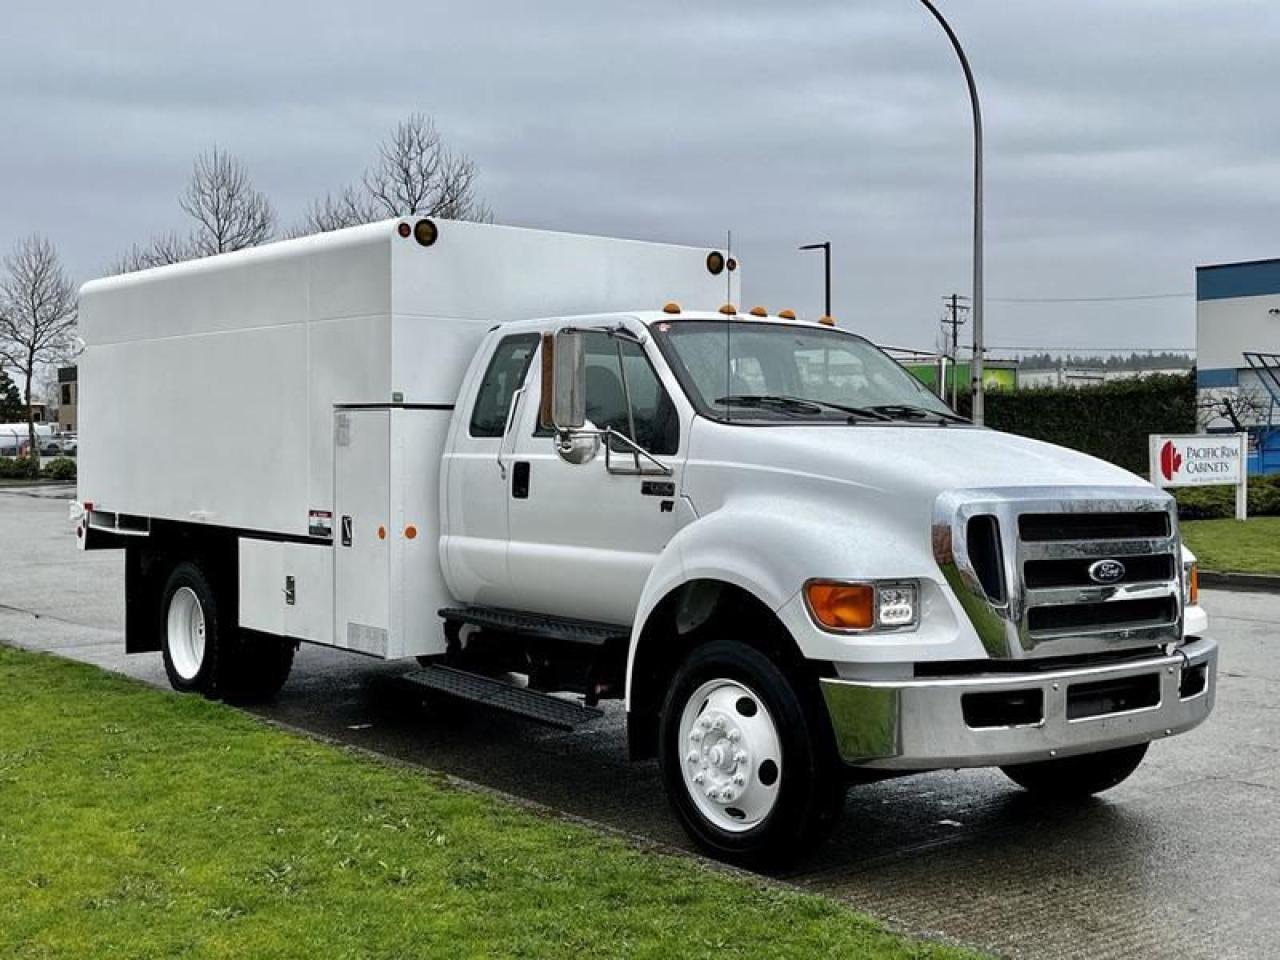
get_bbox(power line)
[988,292,1193,304]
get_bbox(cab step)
[439,605,629,647]
[403,664,604,730]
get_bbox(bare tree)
[1197,388,1270,432]
[0,236,78,457]
[111,231,193,274]
[113,147,275,273]
[295,113,491,235]
[181,147,276,255]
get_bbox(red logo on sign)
[1159,441,1183,482]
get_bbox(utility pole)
[941,293,969,408]
[799,242,832,318]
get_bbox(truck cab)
[75,218,1215,866]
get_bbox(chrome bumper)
[821,637,1217,770]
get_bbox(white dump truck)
[75,217,1215,863]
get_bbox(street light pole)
[915,0,984,425]
[799,241,832,318]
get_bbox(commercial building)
[57,366,77,433]
[1196,258,1280,473]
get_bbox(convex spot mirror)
[556,420,601,465]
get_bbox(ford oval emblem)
[1088,559,1126,584]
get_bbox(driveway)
[2,487,1276,959]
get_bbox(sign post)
[1150,433,1248,521]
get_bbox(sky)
[3,0,1279,357]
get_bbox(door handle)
[340,515,353,546]
[512,461,531,499]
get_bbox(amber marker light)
[804,581,875,631]
[719,303,737,316]
[777,309,797,320]
[663,302,682,314]
[1188,563,1199,606]
[749,306,768,317]
[818,315,836,327]
[404,525,418,540]
[413,218,438,247]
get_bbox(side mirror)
[541,330,586,431]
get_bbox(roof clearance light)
[663,302,682,314]
[719,303,737,316]
[749,306,768,317]
[777,309,797,320]
[413,218,438,247]
[706,251,725,276]
[818,315,836,326]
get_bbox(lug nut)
[734,751,747,765]
[727,730,741,742]
[687,751,700,764]
[693,772,705,784]
[711,716,725,731]
[689,729,703,742]
[732,773,746,786]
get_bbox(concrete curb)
[1200,570,1280,593]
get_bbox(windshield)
[652,320,962,424]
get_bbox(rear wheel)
[1001,743,1149,797]
[159,557,295,703]
[658,641,845,866]
[160,562,219,694]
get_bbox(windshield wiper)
[715,394,893,422]
[868,403,969,425]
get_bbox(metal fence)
[0,428,76,458]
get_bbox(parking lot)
[2,486,1277,960]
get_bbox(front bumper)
[821,637,1217,770]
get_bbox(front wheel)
[1001,743,1149,797]
[658,641,845,866]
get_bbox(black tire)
[159,560,221,695]
[219,635,296,705]
[158,557,296,703]
[658,640,845,867]
[1001,743,1149,797]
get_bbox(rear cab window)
[469,333,540,438]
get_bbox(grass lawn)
[1182,517,1280,576]
[0,646,982,960]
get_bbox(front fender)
[625,496,988,708]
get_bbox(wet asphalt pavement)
[2,487,1278,959]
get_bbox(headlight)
[804,580,919,632]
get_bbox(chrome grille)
[934,486,1183,659]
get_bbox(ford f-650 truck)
[75,217,1215,864]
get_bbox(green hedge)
[41,457,76,481]
[957,373,1196,477]
[0,455,40,480]
[1173,473,1280,519]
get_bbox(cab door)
[505,327,687,625]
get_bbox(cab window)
[469,333,540,438]
[581,332,679,455]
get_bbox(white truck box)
[78,219,731,538]
[78,218,731,655]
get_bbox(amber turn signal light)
[1188,563,1199,606]
[804,581,874,631]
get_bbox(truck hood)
[687,422,1146,501]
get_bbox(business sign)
[1150,433,1248,520]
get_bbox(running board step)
[439,606,629,648]
[403,665,604,730]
